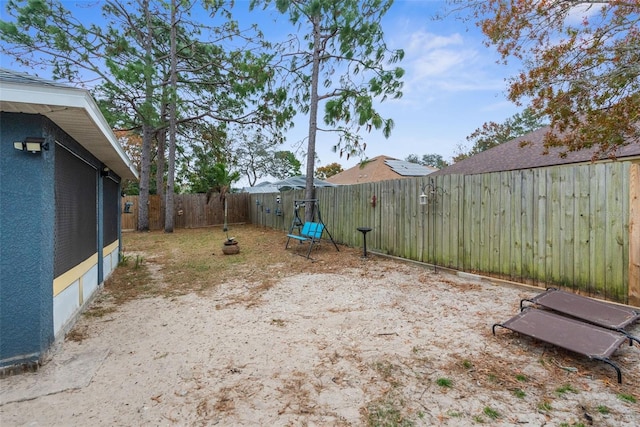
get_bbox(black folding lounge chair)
[520,288,640,334]
[493,307,638,383]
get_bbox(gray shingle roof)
[0,68,71,88]
[432,126,640,176]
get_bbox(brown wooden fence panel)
[248,160,634,304]
[121,193,249,231]
[118,164,633,303]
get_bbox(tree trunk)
[304,14,321,222]
[156,112,166,226]
[164,0,178,232]
[137,0,154,232]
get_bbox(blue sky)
[243,0,524,169]
[0,0,524,170]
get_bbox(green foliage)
[1,0,295,229]
[405,153,448,169]
[250,0,404,197]
[366,399,415,427]
[436,377,452,388]
[513,388,526,399]
[482,407,500,420]
[271,150,301,179]
[451,1,639,157]
[616,393,637,404]
[189,162,240,196]
[538,401,552,412]
[454,108,547,162]
[231,129,301,185]
[555,384,578,396]
[315,162,344,179]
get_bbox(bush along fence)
[121,193,250,231]
[249,162,640,307]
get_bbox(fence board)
[629,163,640,306]
[591,164,607,298]
[607,163,625,301]
[499,172,512,277]
[510,172,522,280]
[245,160,634,305]
[560,166,575,288]
[575,165,592,293]
[519,170,534,281]
[121,193,249,231]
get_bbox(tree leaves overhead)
[449,0,640,157]
[315,162,343,179]
[454,108,548,162]
[1,0,295,229]
[405,154,449,169]
[250,0,404,208]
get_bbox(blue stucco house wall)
[0,114,55,367]
[0,69,138,372]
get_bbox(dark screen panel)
[103,178,119,245]
[54,145,97,277]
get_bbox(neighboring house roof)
[432,125,640,176]
[0,68,138,180]
[326,155,437,185]
[243,176,336,193]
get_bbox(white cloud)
[565,2,605,25]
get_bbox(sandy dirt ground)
[1,229,639,426]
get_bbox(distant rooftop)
[432,126,640,176]
[243,176,336,193]
[327,155,436,185]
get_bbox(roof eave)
[1,81,138,180]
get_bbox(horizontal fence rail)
[249,162,639,306]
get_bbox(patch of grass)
[617,393,636,404]
[436,377,452,388]
[83,305,117,318]
[113,226,366,304]
[366,395,414,427]
[515,374,528,382]
[513,388,526,399]
[118,253,130,267]
[134,254,143,269]
[462,359,473,369]
[65,327,89,343]
[270,318,286,327]
[596,405,610,414]
[373,361,402,388]
[555,384,579,396]
[446,410,462,418]
[472,415,485,423]
[560,423,585,427]
[483,407,500,420]
[538,401,552,412]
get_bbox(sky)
[0,0,525,172]
[245,0,525,169]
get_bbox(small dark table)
[356,227,372,258]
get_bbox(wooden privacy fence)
[121,193,250,231]
[250,162,640,306]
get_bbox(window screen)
[103,178,119,245]
[54,145,97,277]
